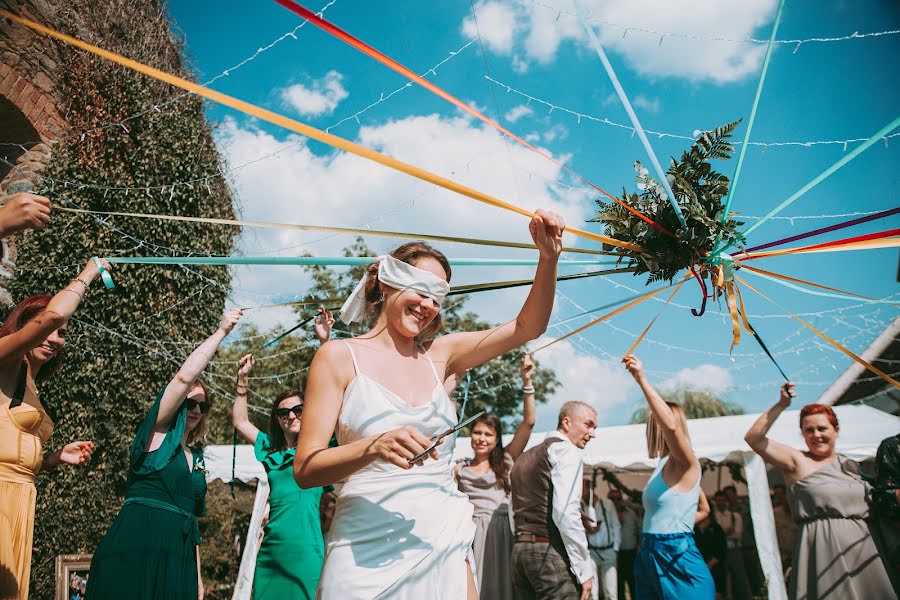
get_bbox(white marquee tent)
[204,404,899,600]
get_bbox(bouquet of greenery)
[592,120,746,283]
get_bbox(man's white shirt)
[547,431,593,584]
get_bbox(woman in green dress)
[88,309,243,600]
[232,308,333,600]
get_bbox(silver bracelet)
[522,386,535,394]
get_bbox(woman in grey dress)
[455,355,537,600]
[745,383,895,600]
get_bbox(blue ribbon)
[92,256,115,289]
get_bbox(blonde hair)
[363,242,452,341]
[186,379,211,446]
[646,402,689,459]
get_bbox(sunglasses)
[185,398,210,414]
[275,405,303,419]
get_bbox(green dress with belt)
[87,391,207,599]
[252,431,324,600]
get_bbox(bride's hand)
[370,426,438,468]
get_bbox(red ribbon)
[273,0,674,238]
[740,227,900,260]
[743,206,900,253]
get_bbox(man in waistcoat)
[510,401,597,600]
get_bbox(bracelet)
[61,288,84,300]
[70,278,90,289]
[235,386,248,395]
[522,386,535,394]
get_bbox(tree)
[629,387,744,424]
[210,237,560,436]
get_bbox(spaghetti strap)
[418,343,442,387]
[343,341,361,375]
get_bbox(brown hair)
[186,379,212,445]
[646,402,690,459]
[472,413,511,494]
[0,294,65,381]
[364,242,452,340]
[267,388,304,453]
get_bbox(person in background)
[510,401,597,600]
[455,354,537,600]
[231,307,334,600]
[714,491,750,600]
[623,355,714,600]
[0,257,108,600]
[0,190,51,238]
[744,383,896,600]
[608,488,639,600]
[694,513,727,600]
[770,483,797,577]
[870,433,900,594]
[723,485,762,596]
[581,477,621,600]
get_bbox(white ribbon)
[339,254,450,324]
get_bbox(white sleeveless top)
[316,342,476,599]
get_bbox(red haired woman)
[0,257,108,599]
[744,385,896,599]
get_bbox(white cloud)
[659,363,733,395]
[531,337,635,430]
[460,0,778,83]
[511,54,530,74]
[542,124,569,143]
[461,1,519,54]
[215,112,593,330]
[632,94,661,114]
[504,104,534,123]
[279,70,349,117]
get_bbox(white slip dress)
[315,342,476,599]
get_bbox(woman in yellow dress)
[0,257,108,600]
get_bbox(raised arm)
[154,309,242,431]
[294,341,439,488]
[506,354,537,460]
[744,383,802,475]
[623,355,696,467]
[0,257,110,366]
[432,210,564,374]
[232,354,261,444]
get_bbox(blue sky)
[166,0,899,428]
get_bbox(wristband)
[92,256,115,289]
[522,386,535,394]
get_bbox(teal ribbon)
[743,269,900,305]
[713,0,785,255]
[105,256,618,267]
[122,496,200,544]
[459,371,471,420]
[721,114,900,254]
[92,256,115,289]
[574,0,687,229]
[552,279,681,329]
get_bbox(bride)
[294,210,565,599]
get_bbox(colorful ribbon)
[741,229,900,260]
[573,0,686,229]
[92,256,115,289]
[736,275,899,390]
[743,205,900,253]
[104,256,619,267]
[741,265,896,304]
[0,8,640,253]
[57,206,612,256]
[273,0,672,238]
[714,0,784,253]
[624,280,687,357]
[725,114,900,250]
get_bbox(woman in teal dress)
[88,309,243,599]
[232,308,333,600]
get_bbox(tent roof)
[203,405,899,483]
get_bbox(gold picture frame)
[54,554,92,600]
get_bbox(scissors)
[409,411,486,464]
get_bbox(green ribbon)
[92,256,115,289]
[106,256,618,267]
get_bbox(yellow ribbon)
[56,206,614,256]
[741,237,900,260]
[0,9,640,253]
[624,280,687,357]
[735,275,899,390]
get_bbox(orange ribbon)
[0,8,640,253]
[624,280,687,357]
[273,0,674,238]
[741,265,877,300]
[736,275,899,390]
